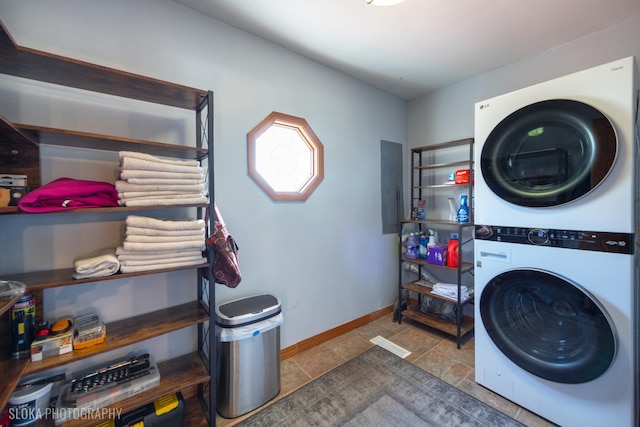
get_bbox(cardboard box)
[30,330,73,362]
[427,245,447,266]
[454,169,474,185]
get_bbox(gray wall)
[0,0,406,368]
[408,15,640,155]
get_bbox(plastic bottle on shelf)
[457,194,470,223]
[419,232,428,259]
[447,236,459,267]
[448,197,458,222]
[406,233,419,259]
[427,229,438,258]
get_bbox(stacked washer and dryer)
[473,57,639,427]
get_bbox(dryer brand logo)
[605,240,626,247]
[479,103,490,110]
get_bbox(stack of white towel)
[431,282,471,301]
[116,215,207,273]
[116,151,208,207]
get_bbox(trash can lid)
[216,294,281,327]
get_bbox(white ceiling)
[173,0,640,100]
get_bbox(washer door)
[480,269,616,384]
[480,99,617,207]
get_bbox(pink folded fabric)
[18,177,119,213]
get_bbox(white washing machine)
[474,57,638,232]
[474,230,637,427]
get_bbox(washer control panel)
[475,225,633,254]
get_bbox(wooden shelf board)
[0,113,37,146]
[16,124,208,160]
[2,264,208,291]
[400,258,474,274]
[0,204,208,216]
[413,159,472,170]
[0,206,19,214]
[0,357,30,414]
[0,292,26,317]
[23,300,209,376]
[0,21,207,110]
[411,138,474,153]
[402,281,474,305]
[401,307,474,338]
[413,183,473,189]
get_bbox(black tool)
[68,353,151,395]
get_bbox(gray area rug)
[237,345,524,426]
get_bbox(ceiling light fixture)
[363,0,406,6]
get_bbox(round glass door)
[480,269,616,384]
[480,99,617,207]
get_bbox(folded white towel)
[118,191,204,199]
[431,289,470,301]
[120,255,206,266]
[433,286,468,294]
[120,169,204,180]
[125,226,205,237]
[124,178,206,186]
[120,192,205,201]
[126,215,205,231]
[118,250,203,261]
[431,290,469,299]
[124,234,205,243]
[119,151,200,167]
[73,248,120,279]
[121,156,204,174]
[119,258,207,274]
[120,195,208,207]
[115,247,203,259]
[123,240,206,251]
[433,282,467,292]
[115,180,206,192]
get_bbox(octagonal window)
[248,111,324,201]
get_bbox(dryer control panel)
[475,225,633,254]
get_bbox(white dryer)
[474,57,637,232]
[474,228,637,427]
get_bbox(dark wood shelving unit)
[397,138,475,349]
[0,18,216,426]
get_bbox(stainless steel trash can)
[216,294,282,418]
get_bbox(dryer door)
[480,99,617,207]
[480,269,616,384]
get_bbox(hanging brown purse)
[206,203,241,288]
